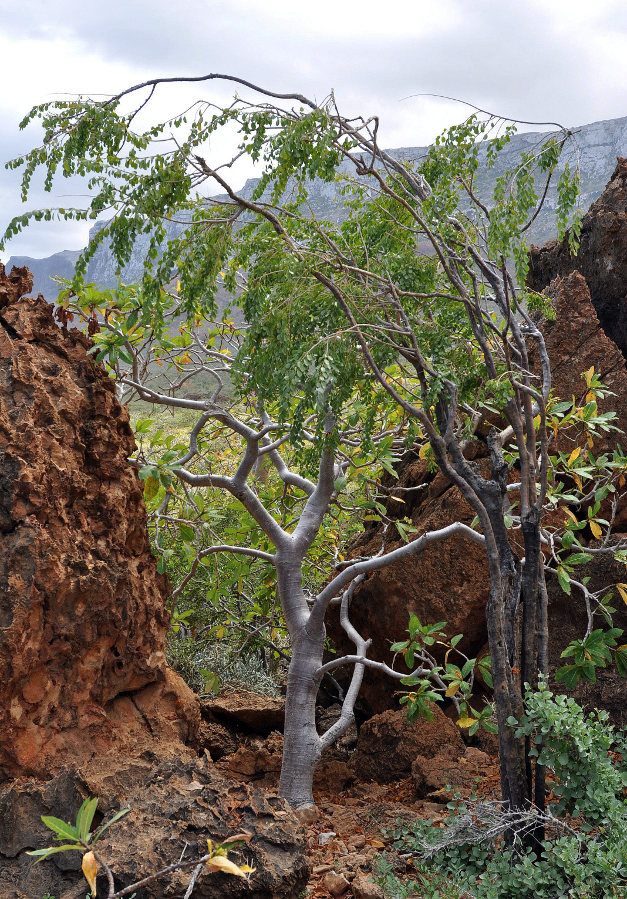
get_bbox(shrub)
[381,682,627,899]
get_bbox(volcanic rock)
[0,264,199,778]
[327,449,491,715]
[349,706,465,783]
[203,689,285,733]
[528,157,627,360]
[411,746,493,801]
[0,754,309,899]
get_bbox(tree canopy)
[4,76,627,818]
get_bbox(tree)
[4,75,626,822]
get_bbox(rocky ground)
[199,690,501,899]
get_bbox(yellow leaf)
[176,280,181,293]
[589,520,602,539]
[615,585,627,607]
[563,508,579,525]
[418,443,430,459]
[584,365,594,388]
[573,472,583,490]
[586,391,595,404]
[445,682,460,697]
[567,447,581,466]
[368,839,386,848]
[82,851,98,896]
[206,855,255,877]
[620,476,626,488]
[456,717,477,729]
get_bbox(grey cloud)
[1,0,627,258]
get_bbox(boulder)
[411,746,493,801]
[0,265,199,777]
[0,754,309,899]
[349,706,465,783]
[327,450,491,716]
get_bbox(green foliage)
[374,851,465,899]
[386,684,627,899]
[512,682,627,827]
[167,635,281,697]
[555,628,625,688]
[30,797,255,895]
[394,616,496,735]
[28,798,130,863]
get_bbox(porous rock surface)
[0,754,309,899]
[349,706,465,783]
[0,264,199,777]
[203,689,286,734]
[528,157,627,360]
[0,267,309,898]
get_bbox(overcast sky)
[1,0,627,259]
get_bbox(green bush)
[167,634,282,697]
[380,682,627,899]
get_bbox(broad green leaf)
[27,844,83,862]
[76,797,98,842]
[40,816,79,841]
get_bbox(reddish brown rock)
[528,157,627,360]
[535,271,627,460]
[411,746,493,801]
[225,732,284,781]
[313,760,354,794]
[328,454,491,715]
[352,874,385,899]
[0,265,198,778]
[198,716,240,760]
[349,706,465,783]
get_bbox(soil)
[201,705,502,899]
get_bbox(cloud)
[1,0,626,256]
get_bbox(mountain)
[4,248,81,299]
[6,114,627,299]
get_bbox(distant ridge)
[4,249,81,299]
[5,114,627,300]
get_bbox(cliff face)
[0,264,198,778]
[528,156,627,358]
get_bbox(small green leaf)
[27,844,83,862]
[40,817,79,842]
